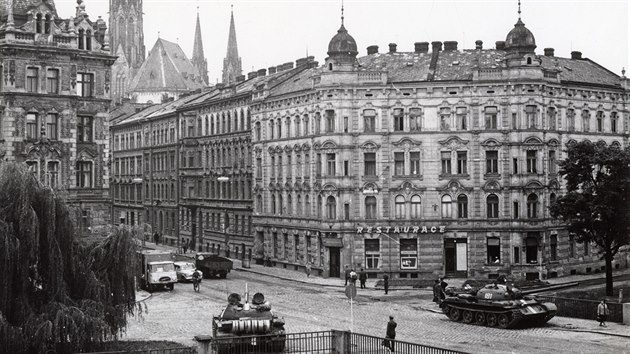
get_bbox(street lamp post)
[218,175,230,257]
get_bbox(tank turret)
[212,290,286,353]
[441,279,557,329]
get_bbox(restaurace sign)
[356,225,446,234]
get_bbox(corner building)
[251,16,630,280]
[0,0,115,236]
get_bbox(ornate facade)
[0,0,115,236]
[250,15,630,280]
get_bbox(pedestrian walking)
[153,232,159,245]
[432,279,441,304]
[382,315,397,352]
[349,269,358,285]
[597,299,610,326]
[344,265,351,286]
[183,240,188,254]
[359,268,367,289]
[305,262,312,278]
[383,274,389,295]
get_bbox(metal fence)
[87,347,196,354]
[200,330,467,354]
[350,332,468,354]
[536,296,623,323]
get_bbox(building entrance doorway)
[329,247,340,278]
[444,238,468,277]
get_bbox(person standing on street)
[439,277,448,301]
[349,269,358,285]
[597,299,610,326]
[383,315,397,352]
[344,265,351,286]
[383,274,389,295]
[305,262,312,278]
[433,279,441,304]
[359,268,367,289]
[153,232,159,245]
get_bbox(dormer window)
[329,63,333,71]
[86,30,92,50]
[44,15,51,34]
[526,57,532,65]
[78,29,85,49]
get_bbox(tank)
[440,282,557,329]
[212,291,286,354]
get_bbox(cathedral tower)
[222,7,242,85]
[191,10,208,85]
[109,0,145,69]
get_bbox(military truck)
[212,290,285,354]
[195,253,233,279]
[136,250,177,292]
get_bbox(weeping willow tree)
[0,163,140,353]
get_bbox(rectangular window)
[277,156,283,178]
[363,109,376,133]
[364,239,380,270]
[550,235,558,261]
[77,72,94,97]
[343,160,349,176]
[46,68,59,94]
[315,153,321,177]
[393,108,404,131]
[567,109,576,131]
[440,151,451,174]
[548,150,556,174]
[410,152,420,175]
[45,113,57,140]
[409,108,421,131]
[26,113,39,140]
[596,111,604,132]
[526,105,537,128]
[512,112,518,129]
[611,112,618,133]
[47,161,59,188]
[394,152,405,175]
[326,153,336,176]
[344,203,350,220]
[487,237,501,264]
[513,158,519,174]
[457,151,467,174]
[582,110,590,132]
[513,246,520,264]
[526,150,537,173]
[485,106,498,129]
[513,201,519,219]
[364,153,376,176]
[440,107,450,130]
[77,116,93,142]
[27,67,39,93]
[325,110,335,133]
[548,107,557,130]
[76,161,92,188]
[486,150,498,174]
[569,234,575,258]
[270,156,275,177]
[287,155,292,177]
[456,107,467,130]
[256,158,262,178]
[400,239,418,269]
[343,116,348,133]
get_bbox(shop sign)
[322,238,343,247]
[356,225,446,234]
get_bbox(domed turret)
[327,24,358,58]
[504,18,536,53]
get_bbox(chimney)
[268,66,277,74]
[388,43,397,53]
[431,41,442,52]
[571,51,582,60]
[367,45,379,55]
[257,68,267,77]
[247,71,258,80]
[307,60,319,69]
[296,58,307,67]
[307,56,315,62]
[544,48,555,57]
[414,42,429,53]
[495,41,506,50]
[443,41,458,51]
[236,75,245,82]
[475,40,483,50]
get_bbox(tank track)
[442,303,520,329]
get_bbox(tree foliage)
[549,142,630,295]
[0,163,140,353]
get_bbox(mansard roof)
[129,38,206,93]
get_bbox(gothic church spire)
[191,9,208,85]
[222,6,242,85]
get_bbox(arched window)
[247,110,251,129]
[197,117,202,136]
[329,63,333,71]
[365,196,377,219]
[441,195,452,218]
[395,195,406,219]
[326,196,336,219]
[78,29,85,49]
[527,193,538,218]
[85,30,92,50]
[487,194,499,218]
[278,195,283,215]
[255,122,261,141]
[295,116,301,136]
[271,195,276,214]
[44,14,51,34]
[257,195,263,212]
[269,120,274,139]
[287,194,293,215]
[305,194,311,216]
[317,195,322,218]
[297,194,302,215]
[240,110,245,131]
[526,57,532,65]
[303,115,310,135]
[205,116,209,135]
[457,194,468,219]
[36,14,42,33]
[410,195,421,219]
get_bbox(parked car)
[174,261,203,282]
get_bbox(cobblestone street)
[122,254,630,354]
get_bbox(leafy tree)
[0,163,141,353]
[550,142,630,296]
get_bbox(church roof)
[129,38,205,93]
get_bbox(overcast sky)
[57,0,628,85]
